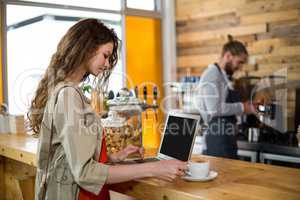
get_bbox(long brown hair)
[28,18,119,134]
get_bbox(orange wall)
[0,9,3,104]
[125,16,163,148]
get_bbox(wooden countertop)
[0,133,37,166]
[112,155,300,200]
[1,133,300,200]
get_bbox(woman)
[28,19,187,200]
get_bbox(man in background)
[194,37,255,159]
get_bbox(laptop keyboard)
[135,157,160,163]
[121,157,160,164]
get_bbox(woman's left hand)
[109,145,144,163]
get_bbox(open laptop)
[125,111,200,163]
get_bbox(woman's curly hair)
[28,18,119,134]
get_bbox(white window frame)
[124,0,162,18]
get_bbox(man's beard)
[224,62,234,80]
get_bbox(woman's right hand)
[148,160,188,182]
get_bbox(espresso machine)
[235,76,298,147]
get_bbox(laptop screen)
[159,115,198,161]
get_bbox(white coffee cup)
[187,160,210,178]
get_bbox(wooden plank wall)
[176,0,300,131]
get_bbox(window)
[2,0,164,115]
[126,0,156,11]
[21,0,121,11]
[6,4,122,114]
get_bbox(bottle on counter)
[297,125,300,147]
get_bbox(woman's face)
[87,42,114,76]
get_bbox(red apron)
[78,133,110,200]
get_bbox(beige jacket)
[35,82,109,200]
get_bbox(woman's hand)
[106,158,188,184]
[109,145,144,163]
[148,160,188,182]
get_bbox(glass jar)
[101,96,143,156]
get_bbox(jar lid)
[107,96,142,106]
[101,111,126,128]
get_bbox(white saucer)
[182,171,218,182]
